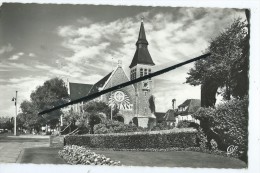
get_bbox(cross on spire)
[141,16,144,23]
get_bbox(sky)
[0,3,246,117]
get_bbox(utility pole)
[12,91,18,136]
[110,58,113,120]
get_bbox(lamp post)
[110,57,114,120]
[12,91,18,136]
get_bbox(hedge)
[64,128,198,149]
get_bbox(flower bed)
[64,128,198,150]
[58,145,121,165]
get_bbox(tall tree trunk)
[201,80,218,107]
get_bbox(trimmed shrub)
[58,145,121,165]
[193,97,248,161]
[65,129,198,150]
[212,98,248,153]
[151,123,173,131]
[93,120,146,134]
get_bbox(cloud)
[0,62,35,71]
[9,52,24,60]
[0,76,49,117]
[77,17,92,25]
[29,53,36,57]
[57,25,78,38]
[0,44,13,54]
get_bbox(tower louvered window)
[130,70,133,80]
[131,69,136,80]
[144,69,147,75]
[140,68,143,77]
[148,69,151,80]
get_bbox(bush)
[212,97,248,154]
[177,120,191,128]
[210,139,218,151]
[196,128,208,150]
[193,97,248,160]
[93,120,146,134]
[151,123,173,131]
[58,145,121,165]
[64,129,198,150]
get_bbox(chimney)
[172,99,176,110]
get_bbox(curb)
[16,148,25,163]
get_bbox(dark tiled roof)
[164,109,176,121]
[155,112,165,122]
[177,99,201,115]
[129,47,155,68]
[69,83,93,101]
[129,22,155,68]
[88,72,112,95]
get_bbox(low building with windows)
[175,99,201,126]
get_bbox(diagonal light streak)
[38,53,210,115]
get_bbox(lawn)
[19,146,247,168]
[20,147,66,164]
[93,150,247,168]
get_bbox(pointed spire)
[129,19,155,68]
[136,18,148,46]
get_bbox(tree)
[186,18,249,107]
[83,101,115,134]
[18,100,44,133]
[83,101,110,117]
[61,108,81,134]
[61,101,116,134]
[0,117,13,131]
[30,77,69,125]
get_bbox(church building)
[68,20,157,128]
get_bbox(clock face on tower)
[108,90,133,110]
[142,81,150,90]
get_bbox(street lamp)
[12,91,18,136]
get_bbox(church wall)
[101,67,136,124]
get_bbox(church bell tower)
[129,19,156,128]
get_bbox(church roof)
[177,99,201,115]
[129,21,155,68]
[69,83,93,101]
[88,72,112,95]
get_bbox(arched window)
[140,68,143,77]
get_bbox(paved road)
[0,135,49,163]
